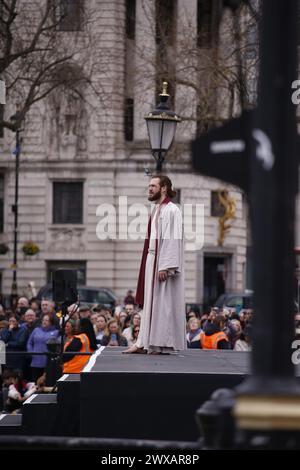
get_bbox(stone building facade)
[0,0,249,310]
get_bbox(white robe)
[136,201,186,352]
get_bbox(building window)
[126,0,136,40]
[124,98,134,141]
[58,0,83,31]
[0,105,4,138]
[197,0,218,48]
[53,181,83,224]
[47,260,86,285]
[155,0,176,45]
[211,190,227,217]
[0,175,3,232]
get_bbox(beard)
[148,190,161,201]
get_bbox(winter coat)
[0,326,28,370]
[27,326,60,368]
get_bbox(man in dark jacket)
[0,315,28,371]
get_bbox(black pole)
[156,153,163,172]
[235,0,300,438]
[60,303,68,367]
[11,128,20,304]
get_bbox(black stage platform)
[80,347,250,441]
[0,348,251,440]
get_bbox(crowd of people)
[0,287,295,414]
[0,291,142,413]
[186,307,254,351]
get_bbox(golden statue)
[217,190,236,246]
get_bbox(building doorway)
[203,255,230,311]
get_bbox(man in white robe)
[124,175,186,354]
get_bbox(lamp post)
[9,109,22,308]
[144,82,181,172]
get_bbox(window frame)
[52,181,84,225]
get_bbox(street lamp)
[9,107,22,308]
[144,81,181,172]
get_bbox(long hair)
[103,318,122,337]
[154,175,177,199]
[79,318,97,350]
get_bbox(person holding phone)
[100,319,128,347]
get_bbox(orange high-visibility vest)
[63,333,93,373]
[200,331,228,350]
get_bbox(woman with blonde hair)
[100,318,128,347]
[186,317,202,349]
[94,314,107,344]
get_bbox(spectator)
[91,304,105,314]
[94,314,107,344]
[203,307,219,327]
[186,318,202,349]
[124,304,135,316]
[131,326,140,347]
[27,314,60,382]
[90,312,99,326]
[79,305,91,319]
[123,314,131,331]
[123,313,141,347]
[21,309,39,381]
[0,369,13,412]
[64,319,76,346]
[16,296,30,322]
[63,318,97,373]
[186,310,200,321]
[234,324,253,351]
[40,299,59,327]
[56,303,79,327]
[0,320,8,334]
[29,299,41,316]
[227,319,242,348]
[118,311,128,329]
[124,290,135,305]
[68,303,80,321]
[244,309,253,325]
[238,309,246,328]
[0,314,28,371]
[5,370,36,413]
[200,314,208,330]
[114,304,123,317]
[104,308,113,321]
[200,314,230,350]
[101,319,128,347]
[22,309,39,337]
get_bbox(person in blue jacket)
[27,314,59,382]
[0,314,28,372]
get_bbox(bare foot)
[122,345,146,354]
